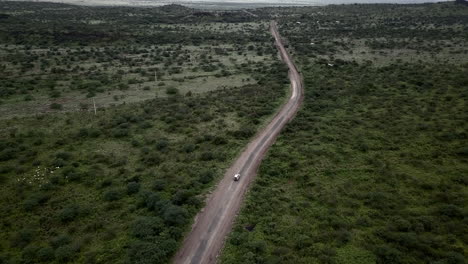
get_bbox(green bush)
[11,228,35,248]
[156,139,169,151]
[142,152,161,166]
[163,204,188,226]
[103,189,123,201]
[248,240,267,254]
[23,192,49,210]
[127,182,140,195]
[200,151,214,161]
[50,90,61,98]
[22,245,40,264]
[165,87,179,95]
[171,189,192,205]
[131,217,164,239]
[233,126,255,139]
[182,144,196,153]
[50,103,63,110]
[213,136,228,145]
[374,245,401,263]
[151,179,166,191]
[37,247,55,262]
[58,205,80,222]
[127,241,167,264]
[143,192,163,211]
[55,151,72,161]
[54,245,75,262]
[199,170,214,184]
[112,128,130,138]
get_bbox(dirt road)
[172,21,303,264]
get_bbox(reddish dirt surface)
[172,21,304,264]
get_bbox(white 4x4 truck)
[233,174,240,181]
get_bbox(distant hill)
[4,0,453,8]
[159,3,193,13]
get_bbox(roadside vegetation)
[222,2,468,264]
[0,2,289,263]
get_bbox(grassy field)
[0,69,289,263]
[221,2,468,264]
[0,3,275,118]
[1,1,467,264]
[0,2,290,263]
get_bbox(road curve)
[172,21,304,264]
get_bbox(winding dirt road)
[172,21,304,264]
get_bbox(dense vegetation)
[222,2,468,264]
[1,1,467,264]
[0,67,288,264]
[0,2,289,263]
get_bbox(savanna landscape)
[0,1,467,264]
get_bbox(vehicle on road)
[234,174,240,181]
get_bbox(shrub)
[182,144,196,153]
[229,231,248,246]
[200,151,214,161]
[199,170,214,184]
[455,147,468,157]
[37,247,55,262]
[50,91,61,98]
[171,189,192,205]
[151,179,166,191]
[54,245,75,262]
[58,205,80,222]
[233,126,255,139]
[63,169,83,182]
[374,245,401,263]
[131,217,164,239]
[442,252,465,264]
[50,103,63,110]
[23,192,50,210]
[165,87,179,95]
[0,172,6,185]
[436,204,463,219]
[102,229,116,241]
[0,148,18,161]
[103,189,122,201]
[127,241,167,264]
[249,240,267,253]
[163,204,188,226]
[142,152,161,166]
[127,182,140,195]
[55,152,72,161]
[112,128,129,138]
[100,179,112,188]
[144,192,162,211]
[11,228,35,248]
[22,245,40,264]
[213,136,228,145]
[52,158,66,168]
[139,121,152,129]
[156,139,169,151]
